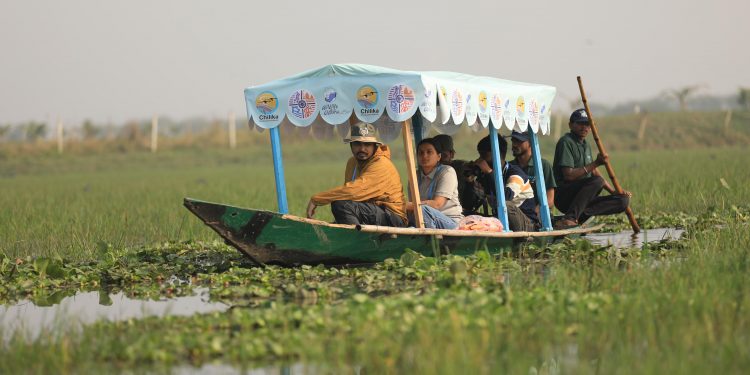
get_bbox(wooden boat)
[184,198,603,266]
[185,64,607,266]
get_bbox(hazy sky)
[1,0,748,125]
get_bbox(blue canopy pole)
[528,128,552,231]
[269,126,289,214]
[489,124,510,231]
[411,113,423,147]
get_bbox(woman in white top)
[406,138,464,229]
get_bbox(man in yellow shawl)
[306,122,407,227]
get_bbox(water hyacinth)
[1,147,750,373]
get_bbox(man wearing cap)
[552,109,631,228]
[306,122,407,227]
[509,130,556,211]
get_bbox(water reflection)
[172,363,367,375]
[173,363,307,375]
[0,288,228,341]
[584,228,684,249]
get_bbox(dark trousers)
[555,176,630,223]
[507,204,537,232]
[330,200,406,227]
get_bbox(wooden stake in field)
[150,115,158,153]
[228,111,237,149]
[401,118,424,228]
[577,76,641,233]
[56,117,64,154]
[637,111,649,144]
[723,109,733,132]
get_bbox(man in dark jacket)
[509,130,556,214]
[472,135,538,231]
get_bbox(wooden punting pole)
[577,76,640,233]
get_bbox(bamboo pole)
[402,118,424,228]
[150,115,158,153]
[228,111,237,149]
[280,212,604,237]
[577,76,640,233]
[56,118,64,154]
[356,222,603,238]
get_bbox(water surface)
[584,227,684,248]
[1,288,228,340]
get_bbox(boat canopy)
[245,64,556,134]
[245,63,557,232]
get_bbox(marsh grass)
[1,142,750,373]
[0,218,748,374]
[2,146,748,259]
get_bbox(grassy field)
[1,140,748,259]
[1,128,750,373]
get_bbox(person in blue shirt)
[471,135,539,231]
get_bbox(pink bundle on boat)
[458,215,504,232]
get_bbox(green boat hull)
[184,198,596,266]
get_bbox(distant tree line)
[1,89,748,146]
[590,88,750,115]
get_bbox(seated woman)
[406,138,464,229]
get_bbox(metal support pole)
[528,129,552,231]
[269,126,289,214]
[489,124,509,231]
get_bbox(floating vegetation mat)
[0,208,748,373]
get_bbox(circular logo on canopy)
[288,89,316,119]
[491,94,504,119]
[529,99,540,125]
[387,84,415,114]
[323,88,337,103]
[451,89,464,115]
[255,92,278,115]
[516,96,526,117]
[478,91,488,112]
[357,85,378,109]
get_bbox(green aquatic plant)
[0,205,721,307]
[1,218,749,374]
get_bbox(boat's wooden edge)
[281,214,356,229]
[281,212,604,238]
[356,223,605,237]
